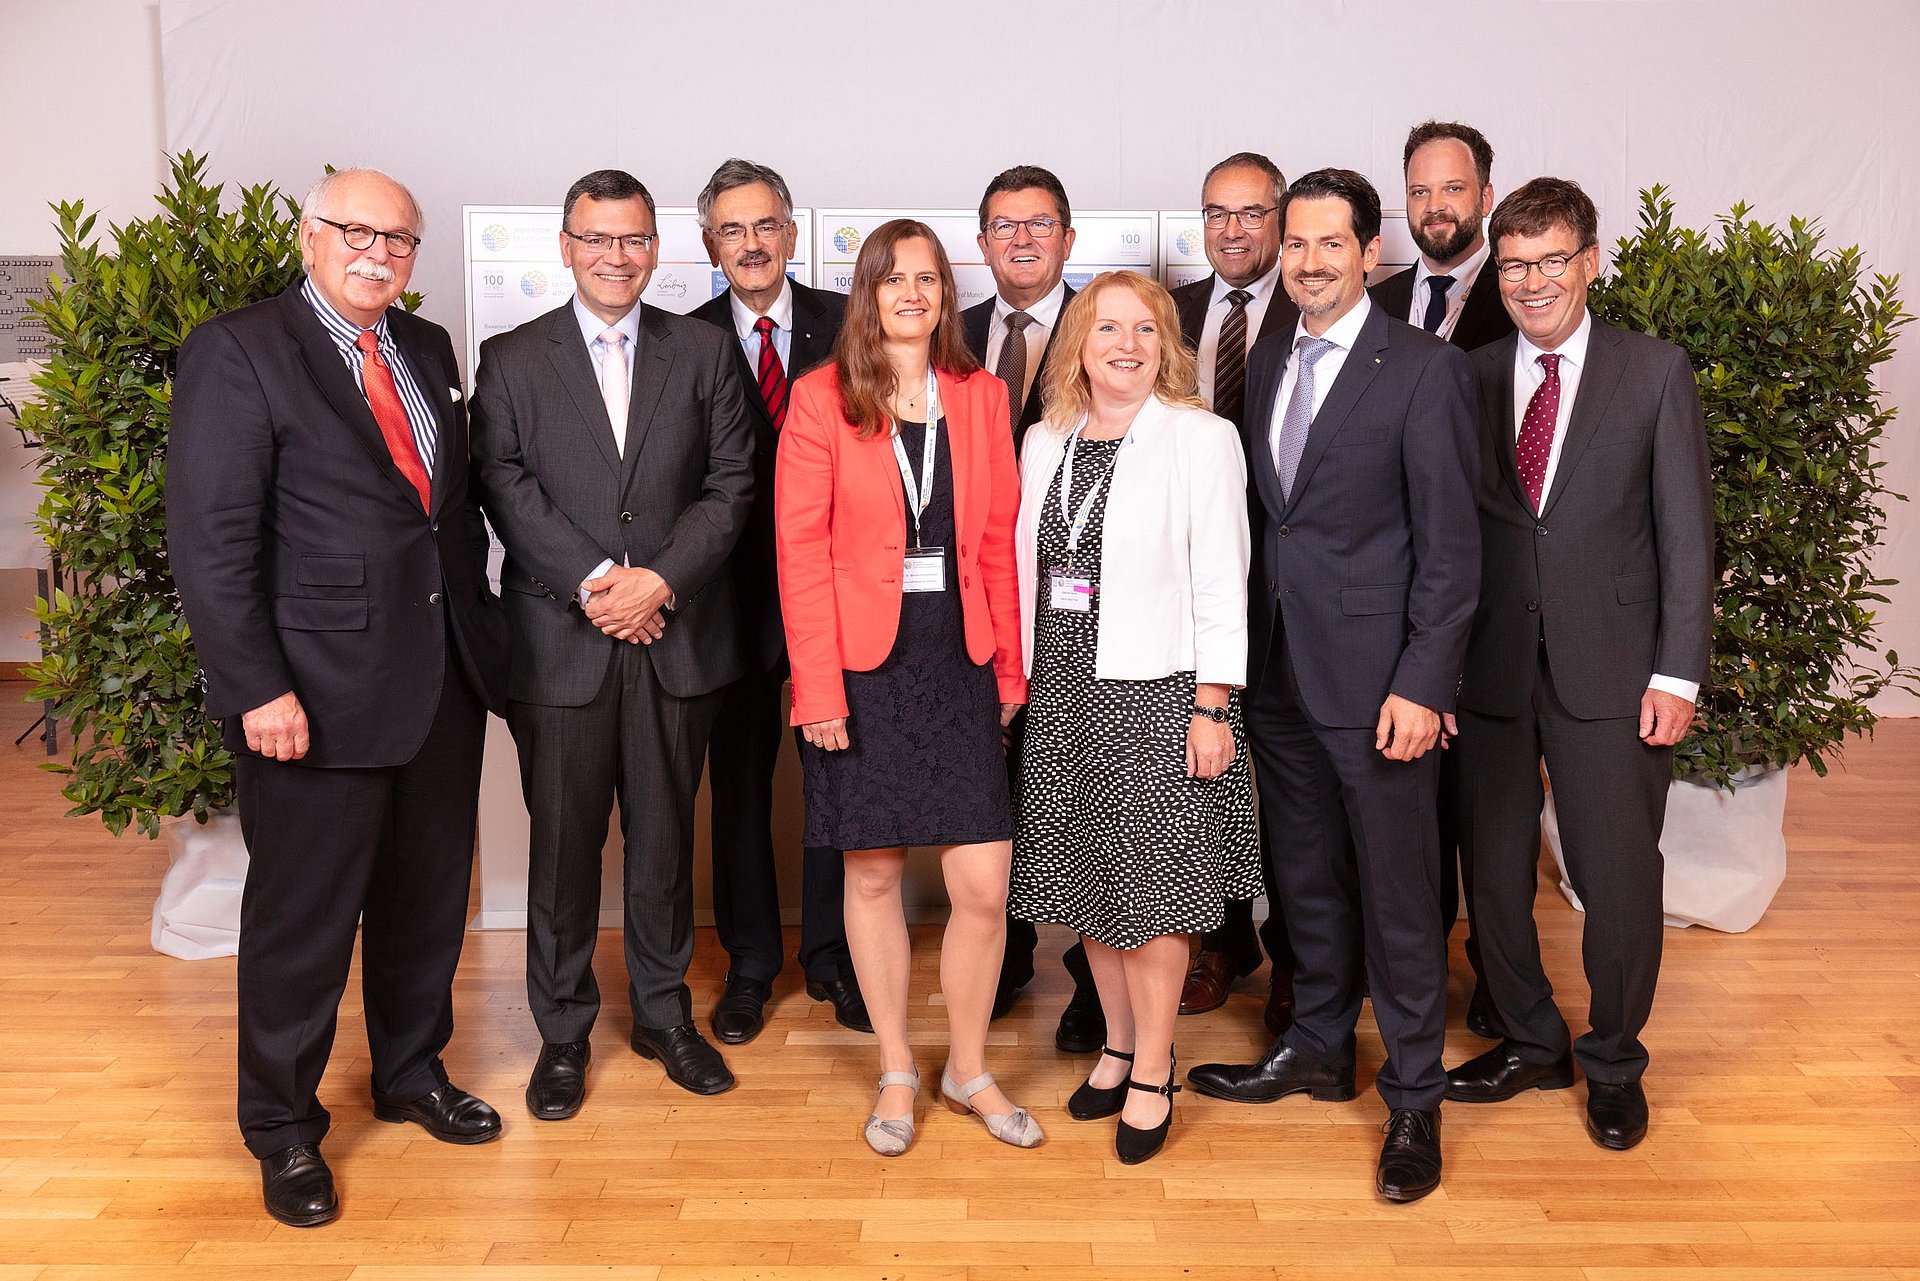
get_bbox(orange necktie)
[355,328,431,510]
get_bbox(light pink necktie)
[600,328,629,456]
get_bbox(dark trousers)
[1200,856,1293,972]
[235,662,485,1158]
[1438,747,1485,979]
[511,641,721,1037]
[1454,648,1670,1083]
[1246,633,1448,1111]
[705,664,852,984]
[1001,705,1095,997]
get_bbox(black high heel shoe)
[1115,1054,1180,1165]
[1067,1046,1134,1121]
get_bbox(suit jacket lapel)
[1176,277,1210,352]
[387,316,458,517]
[544,305,623,475]
[280,289,429,511]
[1480,336,1529,510]
[621,308,675,487]
[1538,321,1624,517]
[1282,305,1388,513]
[790,284,835,377]
[1243,340,1288,524]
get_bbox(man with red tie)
[167,168,511,1227]
[687,159,866,1045]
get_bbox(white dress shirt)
[1266,293,1373,469]
[574,296,642,599]
[728,276,794,371]
[1407,239,1492,342]
[1514,307,1697,704]
[983,279,1067,412]
[1196,264,1283,406]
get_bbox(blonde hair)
[1040,271,1206,431]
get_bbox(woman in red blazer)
[776,219,1035,1156]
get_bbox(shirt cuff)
[1648,674,1700,704]
[580,557,616,607]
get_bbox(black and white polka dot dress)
[1008,437,1262,950]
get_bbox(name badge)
[903,546,946,593]
[1048,566,1094,612]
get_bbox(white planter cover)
[151,809,249,959]
[1541,765,1788,933]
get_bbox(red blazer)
[776,363,1027,726]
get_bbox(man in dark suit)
[686,158,868,1045]
[168,168,511,1227]
[1443,178,1712,1153]
[471,169,756,1117]
[1168,151,1302,1032]
[1187,170,1480,1204]
[955,164,1100,1051]
[1369,120,1516,1041]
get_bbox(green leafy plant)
[1591,186,1918,786]
[22,152,305,836]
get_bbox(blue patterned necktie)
[1274,336,1336,502]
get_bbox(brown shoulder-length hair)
[1041,270,1206,431]
[830,219,980,439]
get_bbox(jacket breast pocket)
[1330,427,1389,448]
[273,595,369,631]
[1341,583,1409,616]
[296,553,365,587]
[1615,572,1656,604]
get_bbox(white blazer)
[1016,395,1251,685]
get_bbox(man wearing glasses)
[168,168,511,1226]
[1444,178,1712,1153]
[956,164,1103,1052]
[471,169,756,1118]
[685,158,869,1046]
[1170,152,1301,1032]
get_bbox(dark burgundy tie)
[1516,352,1561,511]
[753,315,787,431]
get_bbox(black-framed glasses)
[984,216,1062,240]
[563,229,657,254]
[1202,205,1276,231]
[1496,249,1586,283]
[711,218,790,245]
[314,216,420,257]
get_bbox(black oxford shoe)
[1376,1108,1443,1203]
[1585,1080,1649,1150]
[805,974,873,1033]
[1054,983,1106,1054]
[373,1083,502,1144]
[1445,1040,1576,1103]
[260,1141,337,1227]
[526,1040,591,1121]
[631,1022,736,1095]
[1186,1041,1357,1105]
[710,973,773,1045]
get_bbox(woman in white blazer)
[1007,271,1261,1164]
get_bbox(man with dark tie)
[1187,170,1480,1203]
[1443,178,1712,1153]
[686,158,868,1045]
[167,168,511,1226]
[472,169,756,1118]
[956,164,1101,1052]
[1169,151,1301,1030]
[1369,120,1516,1041]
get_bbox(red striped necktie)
[354,329,431,510]
[753,315,787,430]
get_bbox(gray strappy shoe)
[863,1068,920,1156]
[940,1067,1044,1148]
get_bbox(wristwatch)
[1191,704,1229,723]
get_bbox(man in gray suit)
[1442,178,1712,1153]
[471,169,756,1116]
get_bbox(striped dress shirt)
[301,276,439,477]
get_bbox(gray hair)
[300,168,425,236]
[1202,151,1288,208]
[695,158,794,229]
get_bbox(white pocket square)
[449,387,464,402]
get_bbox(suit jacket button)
[1268,579,1278,595]
[1278,525,1290,537]
[429,591,444,605]
[430,520,439,532]
[1526,600,1539,612]
[1536,524,1548,536]
[620,511,634,523]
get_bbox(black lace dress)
[799,416,1014,851]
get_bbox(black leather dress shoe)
[631,1022,736,1095]
[805,974,873,1033]
[526,1040,591,1120]
[1465,983,1503,1040]
[1445,1040,1576,1103]
[1054,983,1106,1054]
[991,961,1034,1021]
[1585,1080,1649,1150]
[260,1141,337,1227]
[373,1082,502,1144]
[710,974,773,1045]
[1376,1108,1442,1203]
[1186,1042,1357,1105]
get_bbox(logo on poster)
[521,271,549,298]
[1175,228,1202,257]
[833,226,862,255]
[481,224,511,252]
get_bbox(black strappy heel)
[1116,1052,1179,1164]
[1067,1046,1135,1121]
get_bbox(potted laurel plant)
[1544,186,1916,931]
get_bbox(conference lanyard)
[889,367,942,550]
[1058,419,1130,572]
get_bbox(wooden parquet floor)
[0,679,1916,1280]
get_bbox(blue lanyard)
[889,367,942,549]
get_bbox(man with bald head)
[169,168,511,1227]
